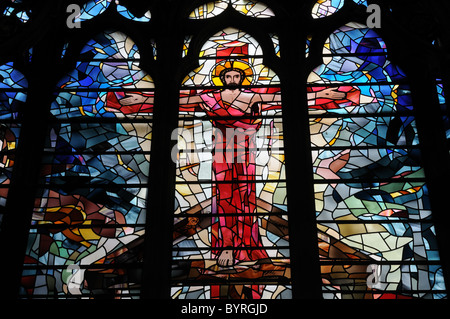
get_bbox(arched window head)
[60,31,154,92]
[324,22,386,56]
[174,26,289,300]
[183,27,279,87]
[309,22,404,84]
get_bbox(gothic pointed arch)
[173,25,289,300]
[307,21,447,299]
[21,30,155,298]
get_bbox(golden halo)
[210,59,255,86]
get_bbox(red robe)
[180,90,284,263]
[206,91,269,262]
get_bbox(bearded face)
[220,69,245,89]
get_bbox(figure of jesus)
[178,67,282,267]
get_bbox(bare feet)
[217,249,234,267]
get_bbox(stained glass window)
[307,22,447,299]
[21,31,154,298]
[0,62,27,230]
[0,0,448,308]
[172,27,290,300]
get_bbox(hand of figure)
[119,93,147,105]
[317,87,347,100]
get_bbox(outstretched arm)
[257,90,282,112]
[105,92,154,114]
[179,92,204,105]
[308,86,360,111]
[119,92,154,106]
[260,91,282,102]
[309,87,347,101]
[179,90,208,112]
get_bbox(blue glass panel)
[76,0,110,22]
[117,5,151,22]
